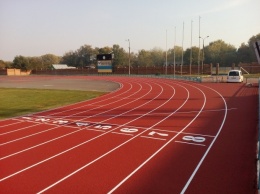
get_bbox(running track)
[0,76,258,193]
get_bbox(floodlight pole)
[166,29,168,75]
[190,20,193,75]
[126,39,131,75]
[174,26,176,78]
[181,22,184,76]
[199,35,209,75]
[198,16,201,75]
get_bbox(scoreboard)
[97,54,113,73]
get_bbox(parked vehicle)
[227,70,244,83]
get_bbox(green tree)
[13,56,30,70]
[0,60,6,69]
[205,40,237,66]
[61,51,78,67]
[150,47,164,66]
[168,46,183,65]
[136,49,153,67]
[183,46,200,65]
[28,57,43,70]
[98,46,112,54]
[237,43,251,63]
[76,45,98,68]
[41,54,61,69]
[112,44,127,68]
[247,33,260,62]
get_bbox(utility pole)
[198,16,201,75]
[199,36,209,74]
[126,39,130,75]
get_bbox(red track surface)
[0,76,258,193]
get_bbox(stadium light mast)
[181,22,184,76]
[126,39,131,75]
[190,20,193,75]
[166,29,168,75]
[174,26,176,78]
[200,35,209,74]
[198,16,201,75]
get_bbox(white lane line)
[175,141,206,146]
[180,84,227,194]
[0,82,139,144]
[0,81,144,154]
[140,136,167,141]
[0,121,22,128]
[0,129,83,161]
[0,125,58,146]
[0,81,155,181]
[107,81,205,194]
[0,123,40,136]
[85,107,235,118]
[112,132,134,136]
[37,81,195,194]
[0,79,126,131]
[36,81,178,193]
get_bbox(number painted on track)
[76,122,90,127]
[148,131,169,137]
[120,128,138,133]
[94,125,112,130]
[182,136,205,143]
[35,118,50,122]
[53,120,69,124]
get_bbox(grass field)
[0,88,106,119]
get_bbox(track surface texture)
[0,76,258,194]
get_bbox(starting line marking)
[140,136,167,141]
[175,141,206,146]
[112,132,134,136]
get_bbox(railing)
[93,73,202,83]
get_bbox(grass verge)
[0,88,106,119]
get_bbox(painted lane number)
[94,125,112,130]
[120,128,138,133]
[182,136,206,143]
[148,131,169,137]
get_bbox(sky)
[0,0,259,61]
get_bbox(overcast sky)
[0,0,259,61]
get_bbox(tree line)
[0,33,259,71]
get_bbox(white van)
[227,70,244,83]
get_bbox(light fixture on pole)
[126,39,130,75]
[190,20,193,75]
[198,16,201,75]
[174,26,176,78]
[166,29,168,75]
[199,35,209,74]
[181,22,184,76]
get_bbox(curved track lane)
[0,76,257,193]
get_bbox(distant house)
[52,64,76,69]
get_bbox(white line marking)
[0,129,83,161]
[107,82,205,194]
[175,141,206,146]
[112,132,134,136]
[0,81,157,182]
[0,123,40,136]
[37,81,180,193]
[140,136,166,141]
[0,82,141,145]
[0,81,150,164]
[180,84,228,194]
[0,121,22,128]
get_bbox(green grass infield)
[0,88,106,119]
